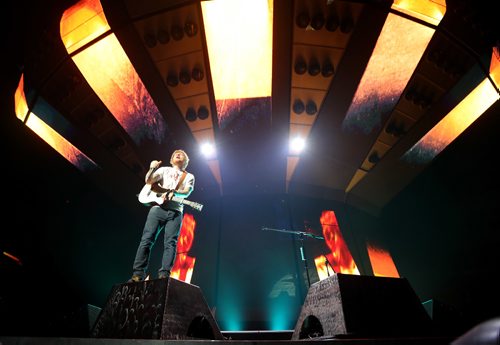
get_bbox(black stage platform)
[2,273,488,345]
[0,335,455,345]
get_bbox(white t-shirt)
[150,166,195,212]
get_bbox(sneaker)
[128,275,143,283]
[158,273,169,279]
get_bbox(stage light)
[157,29,170,44]
[184,21,198,37]
[385,118,407,137]
[292,99,305,114]
[166,72,179,87]
[200,142,216,159]
[339,15,354,34]
[192,66,204,81]
[143,32,157,48]
[325,13,339,32]
[296,11,310,29]
[308,56,320,76]
[294,56,307,75]
[197,105,210,120]
[179,69,191,84]
[311,13,325,30]
[305,100,317,115]
[185,107,197,122]
[368,151,380,164]
[289,136,306,155]
[171,24,184,41]
[321,59,334,77]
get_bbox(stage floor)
[0,333,455,345]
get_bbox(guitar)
[138,182,203,211]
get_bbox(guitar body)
[138,183,167,206]
[138,183,203,212]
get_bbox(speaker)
[45,303,102,337]
[70,304,101,336]
[292,273,434,339]
[423,298,469,336]
[91,277,223,340]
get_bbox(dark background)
[1,0,499,338]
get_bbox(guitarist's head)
[170,149,189,170]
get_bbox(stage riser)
[0,337,454,345]
[91,278,223,340]
[292,273,434,339]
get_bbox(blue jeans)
[132,206,183,278]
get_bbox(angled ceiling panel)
[127,1,222,191]
[97,0,221,196]
[349,64,497,214]
[41,60,148,175]
[286,0,366,192]
[347,8,485,212]
[288,0,390,197]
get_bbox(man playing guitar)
[128,149,195,282]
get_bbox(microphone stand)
[262,227,324,288]
[299,232,311,288]
[324,254,333,277]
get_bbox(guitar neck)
[171,196,203,211]
[172,196,189,205]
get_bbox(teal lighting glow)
[266,273,298,330]
[217,282,243,330]
[268,300,296,330]
[218,303,243,331]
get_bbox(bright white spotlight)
[289,136,306,155]
[200,142,216,159]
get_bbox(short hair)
[170,149,189,170]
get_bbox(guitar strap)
[175,171,188,191]
[160,171,188,211]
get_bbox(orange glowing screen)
[14,75,98,171]
[26,115,98,170]
[489,46,500,89]
[315,210,360,277]
[3,251,22,266]
[60,0,168,146]
[59,0,110,54]
[403,49,500,164]
[367,243,400,278]
[171,213,197,283]
[314,256,336,281]
[342,13,435,134]
[392,0,446,26]
[201,0,273,101]
[14,74,29,122]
